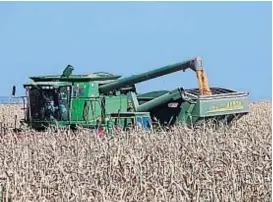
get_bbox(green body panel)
[195,94,248,117]
[185,92,249,125]
[71,82,92,122]
[105,95,128,114]
[71,98,102,124]
[179,92,249,125]
[177,102,196,125]
[89,82,100,97]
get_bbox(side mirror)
[12,85,16,97]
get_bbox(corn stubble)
[0,102,271,202]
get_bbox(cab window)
[142,117,151,129]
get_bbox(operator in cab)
[44,100,56,120]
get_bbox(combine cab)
[17,56,249,132]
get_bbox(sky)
[0,1,271,101]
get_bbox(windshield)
[142,116,151,129]
[28,86,71,121]
[136,116,151,129]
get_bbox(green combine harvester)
[17,56,248,133]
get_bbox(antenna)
[12,85,16,97]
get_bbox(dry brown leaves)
[0,104,23,129]
[0,101,271,202]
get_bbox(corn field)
[0,102,271,202]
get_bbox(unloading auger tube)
[99,57,212,96]
[136,88,186,112]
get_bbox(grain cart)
[19,56,248,132]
